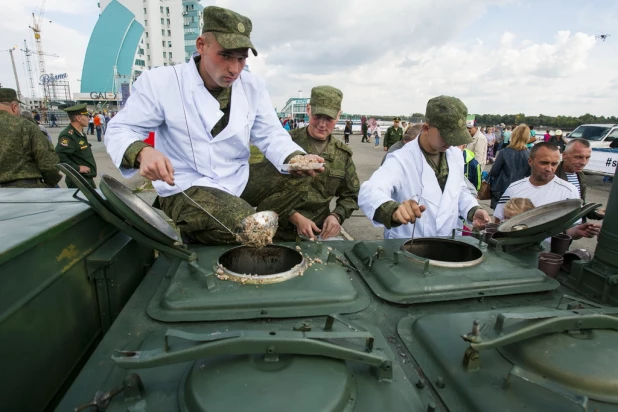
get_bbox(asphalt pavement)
[46,125,612,253]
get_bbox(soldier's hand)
[290,212,321,240]
[289,154,325,178]
[137,147,175,185]
[78,165,91,174]
[383,147,388,152]
[392,200,426,225]
[321,214,341,239]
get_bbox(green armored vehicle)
[3,164,618,412]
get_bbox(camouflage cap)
[202,6,257,56]
[425,95,472,146]
[0,88,23,104]
[63,103,89,115]
[310,86,343,119]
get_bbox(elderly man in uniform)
[383,117,404,151]
[242,86,359,241]
[104,6,321,245]
[359,96,490,239]
[56,103,98,188]
[0,88,61,188]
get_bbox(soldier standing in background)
[55,103,98,188]
[0,88,61,188]
[383,117,404,150]
[242,86,360,241]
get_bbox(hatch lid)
[104,320,426,411]
[345,238,559,304]
[494,199,601,245]
[398,305,618,411]
[147,242,370,321]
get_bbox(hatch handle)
[504,366,589,411]
[113,328,393,381]
[468,313,618,351]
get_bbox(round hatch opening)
[400,238,484,267]
[216,245,306,284]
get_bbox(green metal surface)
[147,241,370,321]
[496,199,583,237]
[345,237,559,304]
[398,306,618,412]
[0,190,114,412]
[87,232,154,332]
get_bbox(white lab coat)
[359,139,479,239]
[105,59,304,197]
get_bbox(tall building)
[182,0,204,62]
[78,0,187,104]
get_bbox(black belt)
[0,178,40,188]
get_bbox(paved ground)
[46,126,612,253]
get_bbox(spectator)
[503,126,512,146]
[93,112,103,142]
[343,120,352,144]
[488,124,531,209]
[369,119,381,148]
[466,122,488,169]
[486,126,496,163]
[494,143,600,240]
[460,144,482,191]
[543,129,551,142]
[381,123,422,165]
[548,129,568,152]
[87,113,94,135]
[527,125,536,148]
[49,113,58,127]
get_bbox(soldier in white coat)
[105,6,323,244]
[359,96,490,239]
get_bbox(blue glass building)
[182,0,204,62]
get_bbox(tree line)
[344,112,617,130]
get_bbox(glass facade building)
[182,0,204,62]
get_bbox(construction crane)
[21,40,58,98]
[29,0,50,77]
[7,46,22,100]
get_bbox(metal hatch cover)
[99,175,181,245]
[398,306,618,412]
[147,241,370,321]
[345,238,559,304]
[99,319,425,412]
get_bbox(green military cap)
[0,88,23,104]
[393,117,401,122]
[202,6,257,56]
[310,86,343,119]
[425,95,472,146]
[63,103,89,115]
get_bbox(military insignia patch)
[237,22,245,33]
[60,138,69,146]
[458,118,464,127]
[68,129,73,135]
[79,141,85,145]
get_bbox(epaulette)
[334,138,353,156]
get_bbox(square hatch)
[345,237,559,304]
[147,241,370,321]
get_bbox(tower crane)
[21,40,58,98]
[7,46,22,100]
[29,0,50,77]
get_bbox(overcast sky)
[2,0,617,116]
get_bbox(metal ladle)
[175,187,278,246]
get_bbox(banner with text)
[584,148,618,176]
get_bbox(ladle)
[174,186,278,245]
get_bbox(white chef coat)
[105,59,304,197]
[359,138,480,239]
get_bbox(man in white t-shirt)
[494,143,601,240]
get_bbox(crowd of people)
[0,5,608,247]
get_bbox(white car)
[566,124,618,148]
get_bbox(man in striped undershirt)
[555,138,605,220]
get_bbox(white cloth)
[105,59,304,197]
[358,138,480,239]
[494,176,580,221]
[466,129,488,169]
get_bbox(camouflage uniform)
[383,118,404,149]
[242,86,360,240]
[0,88,61,188]
[56,104,97,189]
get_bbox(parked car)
[566,123,618,148]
